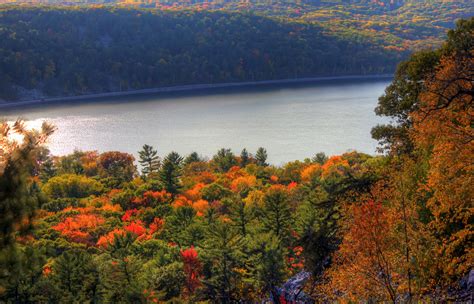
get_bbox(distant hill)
[0,1,471,102]
[0,8,405,101]
[1,0,471,51]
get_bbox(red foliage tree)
[180,246,202,296]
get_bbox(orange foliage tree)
[411,53,474,283]
[53,213,105,245]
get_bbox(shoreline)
[0,74,393,109]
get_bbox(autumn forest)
[1,17,473,302]
[0,3,473,304]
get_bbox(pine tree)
[312,152,328,165]
[138,144,160,178]
[159,152,183,195]
[183,151,202,166]
[212,148,237,172]
[0,120,54,247]
[261,186,292,243]
[0,120,54,300]
[295,188,337,277]
[51,250,100,302]
[255,147,268,167]
[202,221,245,302]
[240,148,250,168]
[230,198,252,237]
[246,232,287,296]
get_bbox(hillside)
[0,8,404,101]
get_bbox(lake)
[1,78,390,165]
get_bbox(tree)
[371,50,440,155]
[97,254,145,303]
[138,144,160,178]
[0,119,54,247]
[212,148,237,172]
[159,152,183,195]
[255,147,268,167]
[327,200,402,303]
[202,221,245,302]
[411,50,473,285]
[180,246,202,297]
[0,119,54,299]
[261,186,292,243]
[184,152,202,166]
[246,232,287,298]
[98,151,136,184]
[42,174,104,199]
[295,188,337,278]
[240,148,250,167]
[50,250,100,302]
[34,147,57,183]
[312,152,328,165]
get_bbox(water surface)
[2,79,390,164]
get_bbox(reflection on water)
[2,79,390,164]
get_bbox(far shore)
[0,74,393,109]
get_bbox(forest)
[1,0,472,102]
[0,7,406,101]
[0,18,472,302]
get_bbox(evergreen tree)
[97,254,145,303]
[183,151,202,166]
[212,148,237,172]
[0,120,54,301]
[34,147,57,183]
[261,186,292,243]
[312,152,328,165]
[246,232,287,296]
[51,250,100,302]
[240,148,250,168]
[0,120,54,247]
[255,147,268,167]
[230,198,252,237]
[295,188,338,277]
[202,221,245,302]
[138,144,160,178]
[159,152,183,195]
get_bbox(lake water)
[2,79,390,165]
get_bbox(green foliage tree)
[97,254,146,303]
[34,147,57,183]
[240,148,250,168]
[371,50,440,154]
[201,183,233,202]
[312,152,328,165]
[0,120,54,247]
[138,144,160,178]
[0,120,54,299]
[50,250,100,302]
[255,147,268,167]
[159,152,183,195]
[183,152,203,166]
[261,186,292,243]
[212,148,237,172]
[295,188,338,277]
[246,232,287,297]
[42,174,104,199]
[202,221,245,302]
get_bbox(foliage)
[0,7,405,101]
[0,17,471,302]
[42,174,104,199]
[138,144,161,178]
